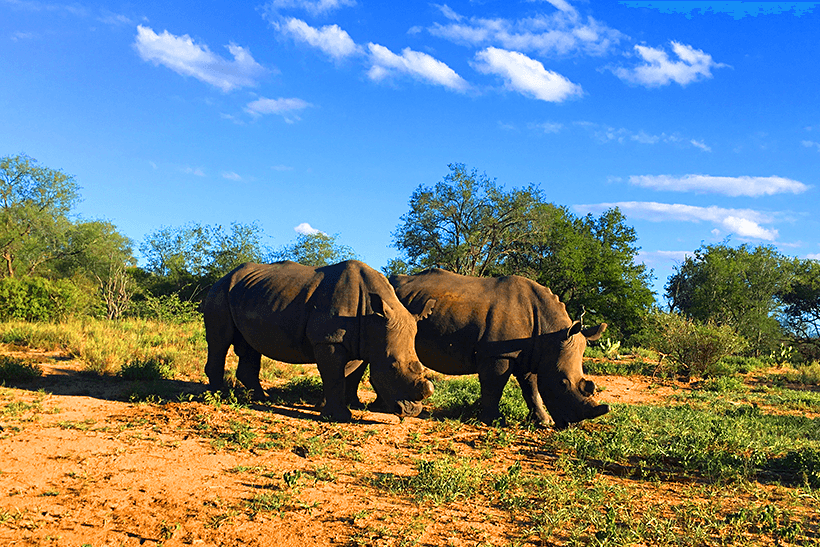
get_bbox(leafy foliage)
[0,276,91,321]
[642,310,746,378]
[392,163,542,277]
[139,221,270,301]
[778,258,820,360]
[272,232,357,267]
[504,206,655,340]
[391,163,655,341]
[666,242,794,356]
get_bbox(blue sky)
[2,0,819,299]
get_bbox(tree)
[665,242,794,356]
[139,221,270,300]
[778,258,820,359]
[390,163,655,342]
[273,232,357,267]
[392,163,542,277]
[503,206,656,341]
[0,154,80,278]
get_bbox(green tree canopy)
[392,163,542,277]
[139,221,270,299]
[0,154,81,278]
[665,242,795,356]
[390,163,656,342]
[503,206,655,340]
[273,232,357,267]
[778,258,820,359]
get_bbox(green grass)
[427,376,530,424]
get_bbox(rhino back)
[222,260,397,363]
[223,262,322,363]
[391,269,572,374]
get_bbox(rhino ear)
[369,292,396,320]
[566,321,583,340]
[582,323,607,341]
[414,298,436,321]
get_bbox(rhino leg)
[344,360,368,410]
[515,371,550,425]
[477,357,512,426]
[204,312,234,392]
[233,334,266,400]
[313,343,353,423]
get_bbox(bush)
[644,311,746,378]
[0,355,43,382]
[129,293,201,323]
[0,276,88,321]
[119,357,174,381]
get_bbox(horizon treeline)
[1,154,818,360]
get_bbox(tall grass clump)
[0,318,208,378]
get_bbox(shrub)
[644,311,746,378]
[0,355,43,382]
[0,276,88,321]
[129,293,201,323]
[119,357,174,381]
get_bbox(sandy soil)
[0,351,685,547]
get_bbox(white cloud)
[134,25,267,92]
[613,41,727,87]
[272,164,294,171]
[808,253,820,260]
[802,140,820,151]
[367,43,469,92]
[575,201,778,241]
[245,97,312,123]
[629,174,809,197]
[182,166,206,177]
[222,171,242,181]
[428,7,624,57]
[690,139,712,152]
[435,4,463,21]
[295,222,322,235]
[531,121,563,133]
[282,18,360,60]
[472,47,582,102]
[266,0,356,16]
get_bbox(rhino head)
[537,321,610,430]
[364,294,436,418]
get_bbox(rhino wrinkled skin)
[351,268,609,428]
[203,260,435,422]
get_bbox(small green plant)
[0,356,43,382]
[600,338,621,359]
[119,357,173,381]
[374,456,485,504]
[701,375,745,392]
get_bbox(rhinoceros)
[202,260,436,422]
[348,268,609,428]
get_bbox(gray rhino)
[202,260,435,422]
[349,268,609,428]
